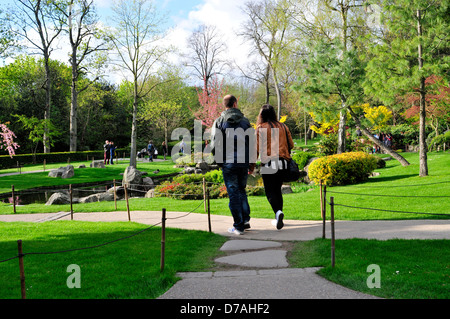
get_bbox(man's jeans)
[222,164,250,231]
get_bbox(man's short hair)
[223,95,237,108]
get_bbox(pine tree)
[363,0,450,176]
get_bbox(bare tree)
[9,0,64,153]
[184,24,228,93]
[239,0,295,120]
[108,0,170,168]
[55,0,107,152]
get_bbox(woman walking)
[253,104,294,230]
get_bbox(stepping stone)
[215,250,288,268]
[219,240,282,251]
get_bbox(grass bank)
[289,238,450,299]
[0,221,226,299]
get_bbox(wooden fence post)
[207,189,211,233]
[203,177,207,213]
[11,185,16,214]
[17,240,26,299]
[330,196,335,268]
[69,184,73,220]
[320,181,324,238]
[113,179,117,210]
[160,208,166,272]
[124,183,130,221]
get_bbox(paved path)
[1,210,449,300]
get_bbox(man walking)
[211,95,256,235]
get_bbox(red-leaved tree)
[0,122,20,158]
[191,76,228,128]
[404,75,450,136]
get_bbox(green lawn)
[0,151,449,299]
[1,151,448,221]
[0,221,226,299]
[0,158,181,194]
[289,238,450,299]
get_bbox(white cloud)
[164,0,253,83]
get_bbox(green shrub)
[291,152,319,169]
[429,131,450,151]
[156,169,264,199]
[308,152,377,186]
[374,156,386,168]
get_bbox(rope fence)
[319,180,450,267]
[0,178,216,299]
[1,176,449,297]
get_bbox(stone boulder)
[145,189,155,198]
[48,165,74,179]
[90,160,105,168]
[122,166,143,187]
[78,192,114,203]
[45,192,72,205]
[303,157,319,184]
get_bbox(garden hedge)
[0,150,109,170]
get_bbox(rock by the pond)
[78,192,114,203]
[90,160,105,168]
[122,166,143,187]
[45,192,72,205]
[48,165,74,179]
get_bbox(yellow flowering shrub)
[308,152,377,186]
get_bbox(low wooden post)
[69,184,73,220]
[11,185,16,214]
[113,179,117,210]
[43,159,46,171]
[320,181,324,238]
[330,196,335,268]
[17,240,26,299]
[160,208,166,272]
[207,189,211,233]
[203,177,207,213]
[124,184,130,221]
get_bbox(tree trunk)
[336,4,349,155]
[348,106,410,166]
[43,55,51,154]
[264,64,270,104]
[70,53,78,152]
[337,99,347,154]
[417,9,428,176]
[271,65,282,120]
[129,80,138,168]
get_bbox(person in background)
[147,140,155,162]
[104,140,110,164]
[109,141,116,164]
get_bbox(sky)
[1,0,254,85]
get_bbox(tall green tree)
[293,39,411,165]
[363,0,450,176]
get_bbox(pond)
[1,181,151,205]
